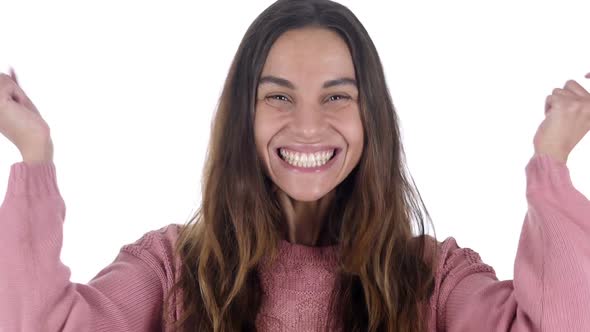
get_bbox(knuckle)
[570,99,586,111]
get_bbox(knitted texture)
[1,153,588,331]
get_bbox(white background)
[0,0,589,283]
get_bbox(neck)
[276,189,336,246]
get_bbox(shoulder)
[413,235,495,275]
[121,223,184,256]
[119,223,185,286]
[424,236,498,330]
[432,236,495,278]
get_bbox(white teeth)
[279,148,336,168]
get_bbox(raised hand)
[0,67,53,163]
[533,73,590,164]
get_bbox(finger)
[563,79,589,97]
[17,92,40,115]
[545,95,552,115]
[0,75,41,115]
[9,67,19,86]
[0,75,21,101]
[552,87,576,97]
[545,94,567,115]
[586,72,590,79]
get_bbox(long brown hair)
[162,0,439,331]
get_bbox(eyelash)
[266,94,351,103]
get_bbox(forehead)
[260,27,356,81]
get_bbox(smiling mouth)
[276,148,340,168]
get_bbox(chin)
[281,187,335,202]
[288,194,325,202]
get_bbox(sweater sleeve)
[433,153,590,331]
[0,161,179,332]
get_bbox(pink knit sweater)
[0,153,589,331]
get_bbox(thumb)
[6,68,41,115]
[585,72,590,79]
[9,67,19,86]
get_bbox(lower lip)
[277,149,340,173]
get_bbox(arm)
[433,153,590,331]
[0,161,172,332]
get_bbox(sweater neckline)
[276,238,339,264]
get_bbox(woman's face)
[254,27,364,202]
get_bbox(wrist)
[533,148,568,164]
[20,140,54,164]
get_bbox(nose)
[289,104,328,140]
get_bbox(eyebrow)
[258,75,357,89]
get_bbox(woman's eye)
[267,95,290,103]
[328,95,350,102]
[264,94,350,105]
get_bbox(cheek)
[345,123,364,169]
[340,108,364,152]
[253,109,276,162]
[352,118,364,146]
[253,121,267,161]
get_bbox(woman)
[1,0,589,331]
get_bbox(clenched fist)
[534,73,590,164]
[0,68,53,163]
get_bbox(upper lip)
[277,145,340,154]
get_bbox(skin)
[1,40,588,245]
[536,76,590,164]
[254,27,364,246]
